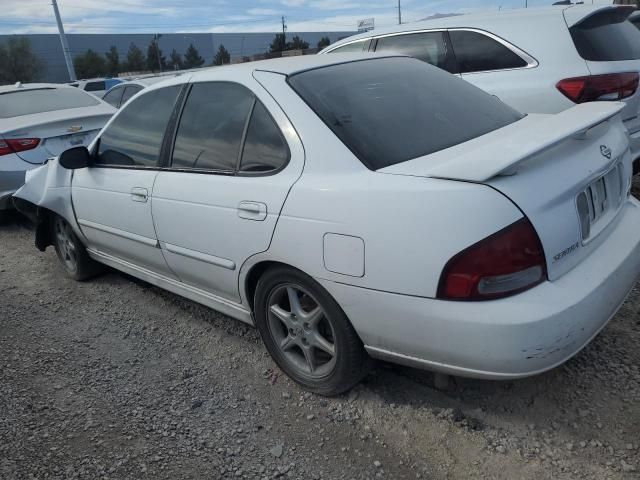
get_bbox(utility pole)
[51,0,76,81]
[281,16,287,51]
[398,0,402,25]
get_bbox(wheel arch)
[243,260,299,314]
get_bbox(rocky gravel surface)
[1,208,639,479]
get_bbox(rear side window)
[288,57,523,170]
[0,88,100,118]
[449,30,528,73]
[96,86,181,167]
[375,32,454,73]
[328,40,367,53]
[171,82,254,171]
[240,102,289,173]
[102,87,124,107]
[570,9,640,61]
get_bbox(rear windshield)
[570,9,640,61]
[288,57,523,170]
[0,87,100,118]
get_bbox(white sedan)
[14,54,640,395]
[0,83,115,214]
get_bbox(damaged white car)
[14,54,640,395]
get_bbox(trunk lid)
[378,102,633,281]
[0,107,113,164]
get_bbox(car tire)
[254,266,370,396]
[51,215,102,281]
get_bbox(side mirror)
[59,146,93,169]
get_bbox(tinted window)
[240,102,289,173]
[449,30,528,73]
[375,32,453,72]
[85,81,106,92]
[96,86,180,167]
[102,87,124,107]
[570,10,640,61]
[120,85,143,105]
[172,82,254,171]
[328,40,367,53]
[288,57,523,170]
[0,87,100,118]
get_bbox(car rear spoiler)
[418,102,626,183]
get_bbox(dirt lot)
[1,187,639,479]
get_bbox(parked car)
[321,5,640,173]
[102,77,176,109]
[68,78,122,98]
[0,83,115,215]
[14,55,640,395]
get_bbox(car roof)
[322,5,624,50]
[183,52,401,82]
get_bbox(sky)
[2,0,612,35]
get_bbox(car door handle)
[130,187,148,203]
[237,201,267,221]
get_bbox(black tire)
[51,214,103,281]
[254,266,370,396]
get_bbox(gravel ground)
[1,200,639,479]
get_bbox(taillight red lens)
[556,72,639,103]
[0,138,40,156]
[437,218,547,301]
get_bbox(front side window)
[239,101,289,173]
[96,86,181,167]
[288,57,523,171]
[375,32,453,72]
[172,82,254,171]
[449,30,528,73]
[328,40,367,54]
[102,87,124,107]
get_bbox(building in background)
[0,32,354,82]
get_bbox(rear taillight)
[0,138,40,156]
[437,218,547,301]
[556,73,639,103]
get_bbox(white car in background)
[0,83,115,213]
[14,55,640,395]
[322,5,640,173]
[102,76,177,109]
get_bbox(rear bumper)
[318,199,640,379]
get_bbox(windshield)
[288,57,523,170]
[570,9,640,62]
[0,87,100,119]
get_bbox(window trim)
[323,38,369,54]
[324,27,538,74]
[102,85,125,108]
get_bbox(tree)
[0,37,43,84]
[212,44,230,66]
[288,36,309,51]
[183,43,204,69]
[269,33,286,53]
[167,49,183,71]
[146,36,166,72]
[73,49,106,79]
[124,43,146,72]
[317,36,331,50]
[105,46,119,76]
